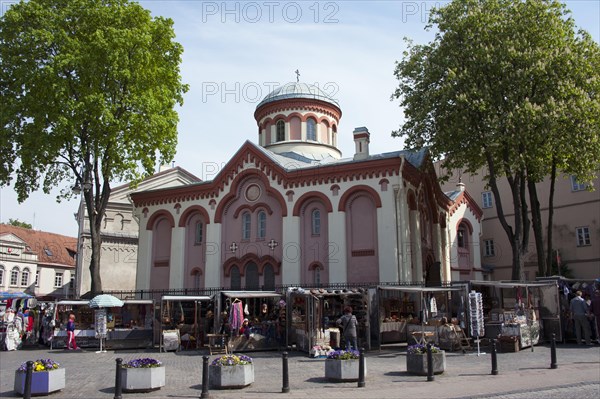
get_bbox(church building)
[130,82,478,291]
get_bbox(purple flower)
[122,358,162,368]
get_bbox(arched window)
[276,120,285,142]
[10,267,19,286]
[306,118,316,141]
[313,265,322,285]
[192,270,201,290]
[245,262,259,290]
[457,224,467,248]
[311,209,321,236]
[263,264,275,290]
[20,268,29,286]
[242,212,251,240]
[257,211,266,239]
[195,221,203,245]
[230,266,241,290]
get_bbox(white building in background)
[0,224,77,299]
[74,166,200,297]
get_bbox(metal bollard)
[282,351,290,393]
[426,343,434,381]
[550,333,558,369]
[23,360,33,399]
[358,347,366,388]
[491,339,498,375]
[114,358,122,399]
[200,355,210,398]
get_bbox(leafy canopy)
[392,0,599,185]
[0,0,189,202]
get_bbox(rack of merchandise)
[374,285,470,349]
[286,287,371,355]
[469,280,559,347]
[159,295,212,352]
[216,291,284,352]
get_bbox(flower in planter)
[407,344,441,355]
[122,358,163,368]
[326,349,359,360]
[17,359,60,372]
[210,354,253,367]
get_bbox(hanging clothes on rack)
[229,299,244,334]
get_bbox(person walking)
[337,306,358,351]
[589,289,600,344]
[66,314,79,350]
[570,291,592,346]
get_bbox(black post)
[282,351,290,393]
[358,347,366,388]
[550,333,558,369]
[200,355,210,398]
[426,343,434,382]
[491,339,498,375]
[23,361,33,399]
[114,358,122,399]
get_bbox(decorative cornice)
[254,98,342,123]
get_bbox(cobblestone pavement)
[1,343,598,398]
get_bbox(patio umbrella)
[88,294,124,309]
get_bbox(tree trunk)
[527,178,545,278]
[545,160,557,276]
[485,152,528,281]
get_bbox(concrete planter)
[14,368,66,396]
[325,359,365,382]
[121,366,165,392]
[209,364,254,389]
[406,351,446,375]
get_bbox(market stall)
[216,291,284,352]
[1,291,34,351]
[374,285,470,350]
[469,280,560,348]
[287,287,371,355]
[52,299,155,350]
[159,295,212,352]
[537,276,599,343]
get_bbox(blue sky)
[1,0,598,237]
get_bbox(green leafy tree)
[392,0,599,280]
[7,219,33,229]
[1,0,188,293]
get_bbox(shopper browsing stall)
[337,306,358,351]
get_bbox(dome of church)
[256,82,339,109]
[254,80,343,160]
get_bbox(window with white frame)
[10,267,19,286]
[0,266,4,286]
[35,271,40,286]
[571,176,587,192]
[257,211,266,239]
[484,239,495,257]
[242,212,251,240]
[576,226,591,246]
[482,191,493,208]
[54,272,63,288]
[69,276,74,289]
[306,118,317,141]
[20,268,29,286]
[195,221,203,245]
[311,209,321,235]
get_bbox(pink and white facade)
[131,83,462,291]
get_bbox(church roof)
[256,82,340,109]
[251,141,429,171]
